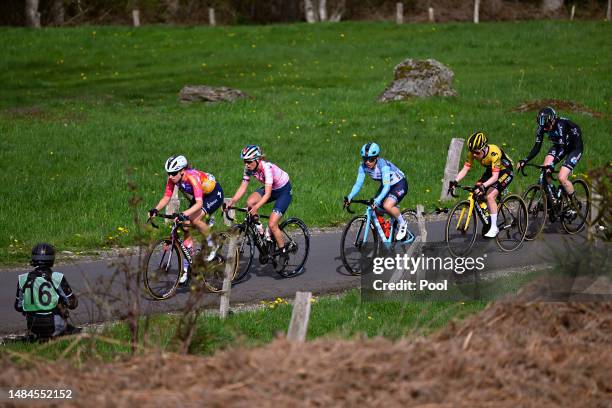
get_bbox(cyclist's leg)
[246,189,264,211]
[383,179,409,239]
[485,169,513,237]
[194,183,225,259]
[268,182,292,250]
[559,146,582,197]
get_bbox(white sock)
[396,216,406,226]
[207,235,214,248]
[490,213,497,226]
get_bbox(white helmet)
[240,145,262,161]
[165,155,188,173]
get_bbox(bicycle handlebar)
[448,184,476,198]
[147,213,184,229]
[519,163,557,181]
[222,204,270,222]
[343,199,374,214]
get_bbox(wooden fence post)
[396,3,404,24]
[132,9,141,27]
[440,138,465,201]
[208,8,216,26]
[607,0,611,21]
[428,7,435,22]
[304,0,317,23]
[287,291,312,342]
[474,0,480,23]
[570,4,576,20]
[222,198,235,227]
[219,236,237,319]
[319,0,328,21]
[25,0,41,28]
[587,180,600,242]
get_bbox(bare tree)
[304,0,318,22]
[25,0,41,27]
[51,0,65,26]
[329,0,346,22]
[319,0,328,21]
[165,0,179,22]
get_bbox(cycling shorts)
[375,178,408,205]
[255,181,293,216]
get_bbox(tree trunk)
[319,0,328,21]
[165,0,179,22]
[329,0,346,22]
[25,0,41,27]
[542,0,564,12]
[51,0,64,26]
[304,0,317,23]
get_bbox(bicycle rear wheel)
[398,209,420,245]
[561,179,590,234]
[445,200,477,257]
[276,217,310,277]
[200,232,239,292]
[144,239,182,300]
[522,184,547,240]
[340,215,379,275]
[495,194,528,252]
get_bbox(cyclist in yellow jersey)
[450,132,514,238]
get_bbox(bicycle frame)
[347,200,415,247]
[456,192,490,232]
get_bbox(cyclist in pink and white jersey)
[148,155,224,284]
[226,145,292,257]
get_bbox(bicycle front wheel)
[340,215,379,275]
[232,226,254,283]
[523,184,547,240]
[144,239,182,300]
[561,179,590,234]
[201,232,240,293]
[445,200,477,257]
[277,218,310,278]
[495,194,528,252]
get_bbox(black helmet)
[31,243,56,267]
[537,107,557,128]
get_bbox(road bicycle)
[340,199,419,275]
[521,164,590,240]
[224,206,310,279]
[445,184,528,257]
[143,214,239,300]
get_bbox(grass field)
[4,289,486,360]
[1,21,610,263]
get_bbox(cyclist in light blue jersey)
[344,142,409,240]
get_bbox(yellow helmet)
[467,132,488,152]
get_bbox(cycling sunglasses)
[362,156,378,163]
[244,159,256,164]
[167,171,180,176]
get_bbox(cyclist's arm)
[153,179,175,212]
[181,175,204,218]
[482,171,499,188]
[523,127,544,163]
[455,153,473,182]
[58,277,78,310]
[374,165,392,205]
[347,165,366,201]
[229,180,249,206]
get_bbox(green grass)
[3,289,486,361]
[1,21,610,263]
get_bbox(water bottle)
[480,201,489,218]
[264,227,273,242]
[383,220,391,238]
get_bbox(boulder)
[179,85,249,104]
[378,59,457,102]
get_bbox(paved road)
[0,220,589,335]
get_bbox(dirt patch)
[511,99,604,118]
[4,106,49,120]
[2,298,611,407]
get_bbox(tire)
[561,179,590,234]
[445,200,477,257]
[522,184,547,241]
[340,215,379,275]
[144,239,182,300]
[276,217,310,277]
[232,226,254,283]
[495,194,528,252]
[199,232,240,293]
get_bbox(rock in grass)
[179,85,249,104]
[378,59,457,102]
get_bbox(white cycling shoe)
[179,260,189,285]
[396,223,408,241]
[206,249,217,262]
[484,224,499,238]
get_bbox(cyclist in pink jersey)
[226,145,292,259]
[148,155,224,284]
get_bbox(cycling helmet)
[165,155,188,173]
[467,132,488,152]
[31,243,56,267]
[537,107,557,128]
[361,142,380,158]
[241,145,262,160]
